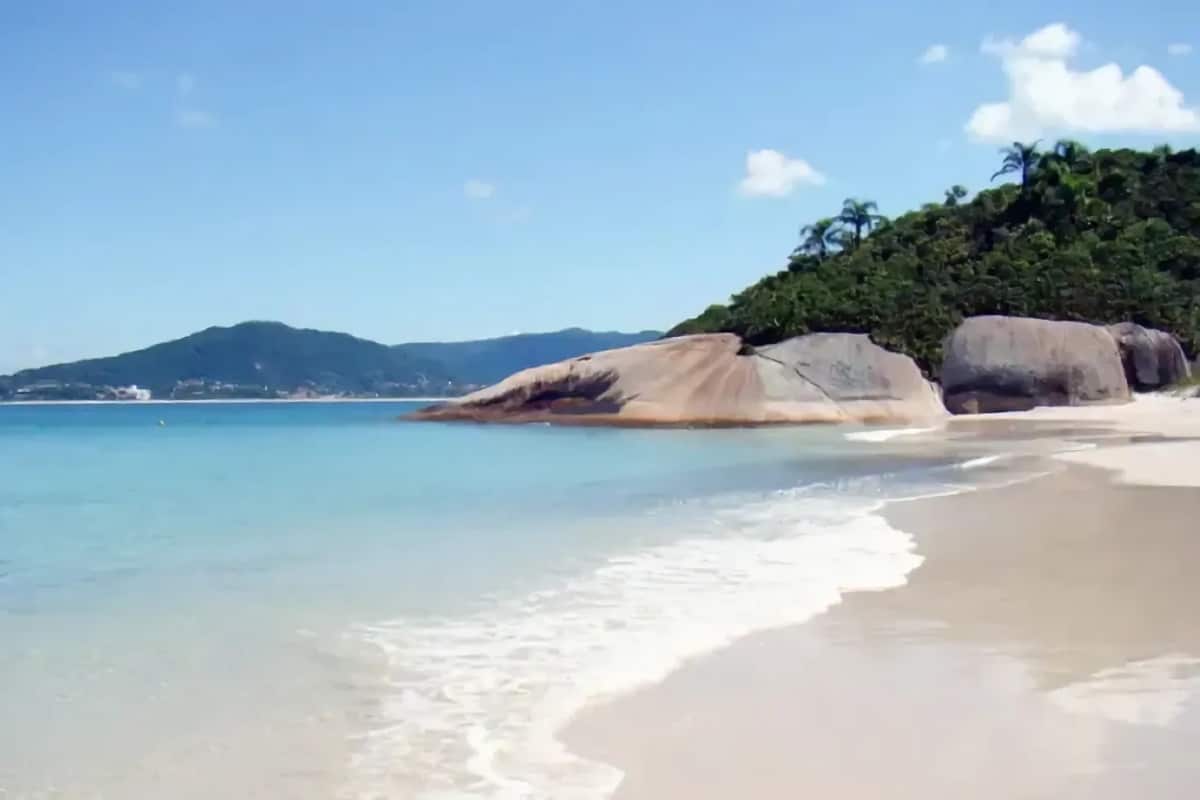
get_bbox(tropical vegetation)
[670,142,1200,375]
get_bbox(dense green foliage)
[394,328,661,385]
[2,322,663,398]
[670,144,1200,375]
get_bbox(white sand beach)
[563,395,1200,798]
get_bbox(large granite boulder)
[411,333,945,426]
[1106,322,1190,391]
[755,334,941,409]
[942,316,1130,414]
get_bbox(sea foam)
[1048,654,1200,727]
[345,487,932,799]
[959,454,1008,470]
[844,426,938,443]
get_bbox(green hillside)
[4,322,455,398]
[671,143,1200,375]
[1,323,663,400]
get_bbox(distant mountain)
[394,328,662,386]
[3,322,455,399]
[0,322,662,400]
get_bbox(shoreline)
[562,399,1200,798]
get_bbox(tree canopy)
[837,198,886,249]
[795,217,839,260]
[669,144,1200,376]
[992,140,1042,186]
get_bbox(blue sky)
[2,1,1199,372]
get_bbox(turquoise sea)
[0,402,1004,799]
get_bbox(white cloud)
[998,22,1080,59]
[919,44,949,64]
[175,109,217,129]
[737,149,825,198]
[109,70,142,90]
[1167,43,1193,57]
[177,73,196,96]
[463,179,496,200]
[967,22,1200,141]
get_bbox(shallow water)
[0,402,1000,798]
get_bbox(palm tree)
[991,140,1041,186]
[796,217,840,260]
[943,185,968,206]
[1052,139,1090,167]
[1038,140,1091,178]
[837,198,885,249]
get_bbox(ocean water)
[0,402,996,799]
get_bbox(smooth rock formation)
[1106,322,1191,391]
[411,333,945,426]
[756,334,942,409]
[942,316,1131,414]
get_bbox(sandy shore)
[564,398,1200,798]
[950,393,1200,487]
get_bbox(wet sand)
[564,460,1200,798]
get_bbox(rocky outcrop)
[411,333,945,426]
[1106,322,1190,391]
[755,334,942,411]
[942,316,1130,414]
